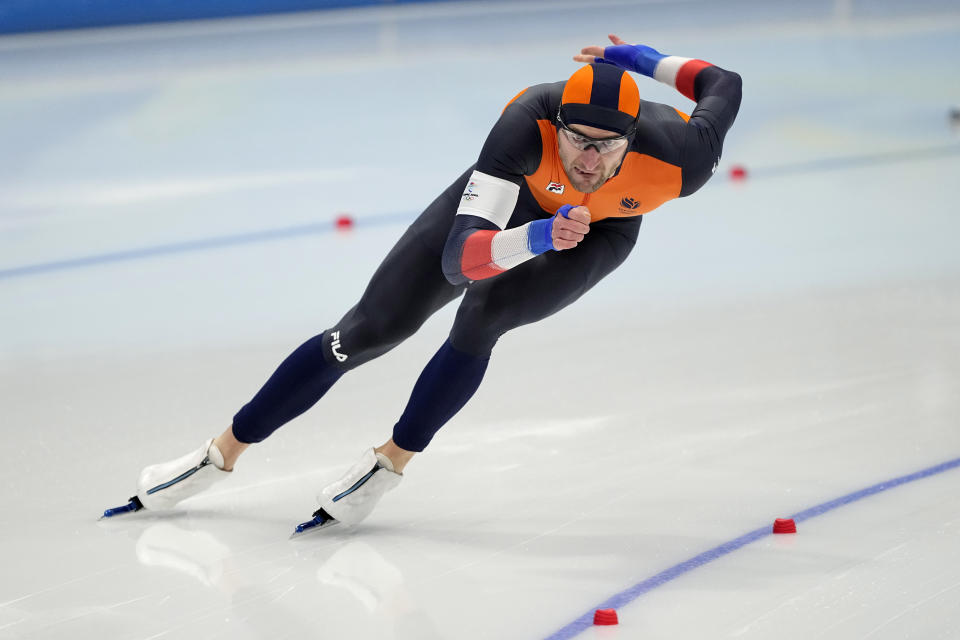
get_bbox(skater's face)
[556,122,629,193]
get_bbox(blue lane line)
[544,454,960,640]
[748,144,960,180]
[0,211,412,281]
[3,144,957,283]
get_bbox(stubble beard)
[567,164,613,193]
[575,172,607,193]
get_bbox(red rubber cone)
[773,518,797,534]
[729,165,748,181]
[593,608,619,625]
[335,213,354,230]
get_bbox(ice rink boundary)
[2,143,957,282]
[0,212,410,280]
[543,454,960,640]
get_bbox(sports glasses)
[556,112,634,154]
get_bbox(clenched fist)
[552,206,591,250]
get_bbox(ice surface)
[1,1,959,638]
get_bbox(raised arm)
[577,35,742,195]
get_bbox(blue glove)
[595,43,666,78]
[528,205,575,255]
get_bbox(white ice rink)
[2,1,960,638]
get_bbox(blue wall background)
[0,0,460,35]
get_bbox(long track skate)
[290,507,340,538]
[100,496,144,519]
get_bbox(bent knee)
[448,301,507,358]
[327,313,423,369]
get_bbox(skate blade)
[99,496,144,520]
[290,508,339,538]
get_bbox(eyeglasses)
[556,113,633,154]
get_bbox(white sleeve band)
[490,222,538,271]
[456,170,521,229]
[653,56,693,88]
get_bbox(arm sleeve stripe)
[653,56,692,88]
[675,59,713,101]
[653,56,713,101]
[456,170,521,229]
[459,223,543,282]
[491,224,537,270]
[461,230,503,280]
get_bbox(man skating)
[105,35,742,532]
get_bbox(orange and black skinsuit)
[492,74,734,215]
[232,46,742,453]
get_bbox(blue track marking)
[2,145,957,284]
[544,454,960,640]
[751,144,959,180]
[0,211,412,281]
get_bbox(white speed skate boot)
[136,438,231,510]
[101,438,231,518]
[293,448,402,535]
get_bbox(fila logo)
[330,331,348,362]
[546,182,565,194]
[620,197,641,210]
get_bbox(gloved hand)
[574,34,665,78]
[528,204,591,254]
